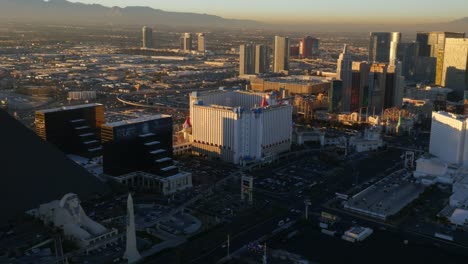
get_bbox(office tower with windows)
[397,42,419,79]
[389,32,401,65]
[300,36,319,59]
[197,33,206,52]
[142,26,153,49]
[180,33,193,52]
[35,103,104,158]
[431,32,466,85]
[274,36,290,73]
[416,32,430,57]
[329,80,344,113]
[368,63,388,113]
[368,32,401,64]
[351,61,371,111]
[101,115,174,176]
[417,32,465,85]
[336,45,353,112]
[369,32,391,63]
[442,38,468,99]
[255,44,268,74]
[239,44,256,75]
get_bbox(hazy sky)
[69,0,468,23]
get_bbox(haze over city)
[68,0,467,23]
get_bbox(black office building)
[35,103,104,158]
[101,115,176,176]
[329,80,344,113]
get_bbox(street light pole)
[305,199,311,220]
[227,234,230,259]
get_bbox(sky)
[68,0,468,23]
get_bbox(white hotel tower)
[430,111,468,166]
[189,90,293,165]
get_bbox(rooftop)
[103,114,171,128]
[345,172,426,220]
[193,90,291,111]
[37,103,103,114]
[261,75,332,85]
[433,111,467,121]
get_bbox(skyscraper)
[366,62,404,113]
[442,38,468,99]
[239,44,256,75]
[255,44,268,74]
[180,33,193,52]
[35,103,104,158]
[142,26,153,49]
[290,45,300,57]
[189,91,293,165]
[368,63,388,113]
[369,32,391,63]
[101,115,174,176]
[197,33,206,52]
[430,111,468,166]
[368,32,401,64]
[416,32,430,57]
[300,36,319,59]
[431,32,466,85]
[351,61,371,110]
[389,32,401,66]
[336,44,353,112]
[329,80,344,113]
[417,32,465,85]
[397,42,419,79]
[384,62,404,109]
[274,36,290,73]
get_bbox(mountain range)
[0,0,467,32]
[0,0,263,28]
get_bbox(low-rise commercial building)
[250,76,331,95]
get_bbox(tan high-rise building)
[274,36,290,73]
[197,33,206,52]
[416,32,466,85]
[389,32,401,66]
[180,33,193,52]
[442,38,468,99]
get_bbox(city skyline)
[3,1,468,263]
[68,0,468,23]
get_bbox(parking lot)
[252,157,332,196]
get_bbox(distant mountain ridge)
[450,17,468,24]
[0,0,466,33]
[0,0,263,28]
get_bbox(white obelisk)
[124,193,142,263]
